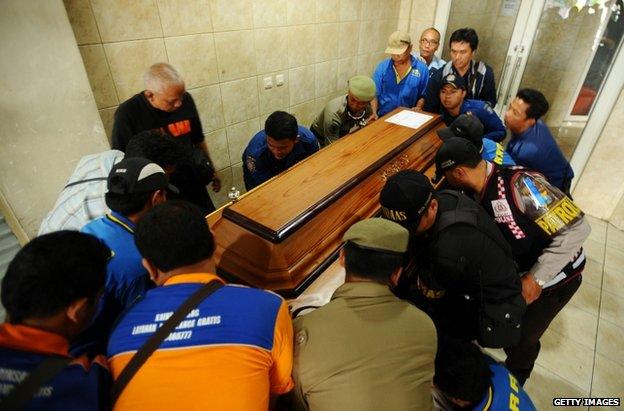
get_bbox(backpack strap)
[111,280,224,404]
[0,356,72,411]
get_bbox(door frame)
[434,0,624,191]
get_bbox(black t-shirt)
[111,92,204,151]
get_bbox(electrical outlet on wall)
[263,77,273,89]
[275,74,285,86]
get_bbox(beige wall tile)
[597,319,624,366]
[568,282,600,317]
[585,215,607,244]
[79,45,118,109]
[157,0,213,36]
[104,39,167,102]
[214,30,257,82]
[255,27,289,74]
[548,305,598,350]
[257,72,289,116]
[63,0,100,44]
[209,166,233,208]
[340,0,361,21]
[289,100,317,129]
[536,329,594,391]
[360,0,382,20]
[99,107,117,146]
[610,195,624,230]
[289,64,315,106]
[411,0,436,23]
[339,22,360,57]
[607,223,624,251]
[315,23,339,62]
[603,246,624,298]
[524,363,588,411]
[315,60,337,98]
[188,84,225,133]
[90,0,162,43]
[591,353,624,399]
[220,77,259,126]
[382,0,401,19]
[206,128,229,171]
[252,0,287,28]
[600,290,624,329]
[288,25,316,68]
[287,0,316,25]
[337,56,357,92]
[314,95,334,117]
[226,117,261,164]
[357,52,383,77]
[358,20,376,54]
[397,18,409,32]
[316,0,339,23]
[209,0,253,31]
[166,34,218,89]
[582,257,603,288]
[231,162,246,194]
[398,0,412,20]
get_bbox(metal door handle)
[497,54,513,103]
[504,56,524,106]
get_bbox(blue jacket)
[242,126,319,190]
[472,356,536,410]
[373,56,429,117]
[0,324,111,411]
[442,99,506,142]
[506,120,574,191]
[482,139,515,166]
[74,211,152,355]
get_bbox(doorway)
[438,0,624,160]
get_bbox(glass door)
[516,0,624,158]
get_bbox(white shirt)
[38,150,123,234]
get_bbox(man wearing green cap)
[291,218,437,411]
[310,75,377,146]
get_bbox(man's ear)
[338,248,346,268]
[151,189,166,206]
[461,89,467,99]
[429,197,438,215]
[390,266,403,287]
[66,297,89,324]
[144,90,155,100]
[142,258,160,284]
[527,117,537,127]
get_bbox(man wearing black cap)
[75,157,176,354]
[438,73,505,142]
[438,114,515,167]
[434,137,591,385]
[379,170,525,348]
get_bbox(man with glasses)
[414,27,446,74]
[242,111,319,191]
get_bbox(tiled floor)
[487,215,624,410]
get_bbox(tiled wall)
[397,0,440,43]
[63,0,404,206]
[574,86,624,227]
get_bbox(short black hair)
[516,88,549,120]
[135,200,215,272]
[125,130,188,167]
[265,111,298,141]
[1,231,109,324]
[433,339,492,406]
[449,28,479,51]
[105,191,153,215]
[343,242,403,283]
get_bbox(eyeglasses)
[420,38,439,46]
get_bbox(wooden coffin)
[207,108,444,296]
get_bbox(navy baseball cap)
[437,114,485,148]
[441,73,466,90]
[433,137,482,183]
[107,157,178,195]
[379,170,434,231]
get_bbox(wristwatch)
[534,276,546,287]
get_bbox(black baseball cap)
[437,114,484,148]
[379,170,434,231]
[434,137,482,182]
[107,157,178,195]
[441,73,466,90]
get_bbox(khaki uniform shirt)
[292,282,437,411]
[310,95,372,145]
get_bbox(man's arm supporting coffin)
[207,108,444,297]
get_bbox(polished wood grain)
[208,108,444,296]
